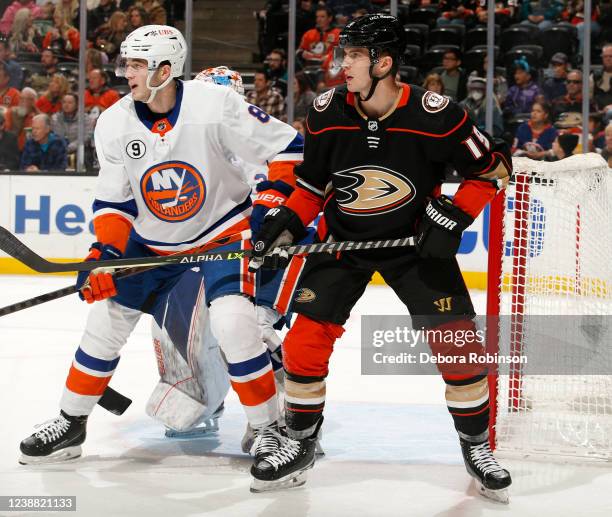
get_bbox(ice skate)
[19,411,87,465]
[460,437,511,503]
[250,434,317,493]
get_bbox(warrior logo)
[422,91,449,113]
[334,165,416,215]
[140,160,206,222]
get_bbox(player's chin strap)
[144,71,174,104]
[359,48,394,102]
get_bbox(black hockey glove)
[249,205,307,272]
[416,196,473,259]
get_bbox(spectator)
[88,0,119,38]
[518,0,564,31]
[86,48,108,73]
[42,8,80,60]
[51,92,95,166]
[437,0,478,27]
[94,10,128,61]
[475,0,514,27]
[592,44,612,113]
[503,58,541,117]
[292,117,305,137]
[0,62,20,108]
[292,71,316,120]
[9,7,42,54]
[296,0,316,43]
[550,132,579,160]
[20,113,67,171]
[439,48,468,101]
[84,68,120,113]
[422,73,445,95]
[246,69,285,121]
[297,6,341,67]
[0,109,19,170]
[4,86,38,150]
[460,76,504,137]
[564,0,601,58]
[513,101,558,158]
[325,0,372,27]
[127,5,148,31]
[39,1,55,22]
[0,38,22,89]
[56,0,79,25]
[30,48,59,94]
[35,73,69,114]
[0,0,42,36]
[141,0,166,25]
[469,54,508,105]
[542,52,569,102]
[321,49,345,89]
[551,69,595,120]
[265,48,287,97]
[599,123,612,167]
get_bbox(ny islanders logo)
[140,161,206,222]
[334,165,415,215]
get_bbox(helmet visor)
[115,57,152,78]
[332,46,372,70]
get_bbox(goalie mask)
[195,66,245,96]
[334,13,406,101]
[116,25,187,104]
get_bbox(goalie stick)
[0,226,416,274]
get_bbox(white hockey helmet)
[116,25,187,103]
[195,66,245,96]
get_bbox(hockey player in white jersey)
[19,26,303,486]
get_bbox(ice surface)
[1,277,611,516]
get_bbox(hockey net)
[487,153,612,460]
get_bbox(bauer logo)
[140,161,206,222]
[334,165,415,216]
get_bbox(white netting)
[493,154,612,460]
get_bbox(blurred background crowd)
[0,0,610,173]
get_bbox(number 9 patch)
[126,139,146,159]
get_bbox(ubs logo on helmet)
[140,161,206,222]
[334,165,415,215]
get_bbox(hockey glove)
[416,196,473,258]
[76,242,123,303]
[250,180,294,237]
[249,205,307,272]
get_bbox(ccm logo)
[256,193,285,204]
[426,203,457,231]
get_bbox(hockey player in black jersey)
[250,13,513,502]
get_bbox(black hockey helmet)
[339,13,407,67]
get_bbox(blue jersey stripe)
[227,350,271,377]
[278,133,304,155]
[75,347,120,373]
[93,199,139,218]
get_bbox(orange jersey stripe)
[268,161,298,186]
[230,369,276,407]
[65,365,112,396]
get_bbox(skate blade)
[19,446,82,465]
[315,440,325,457]
[476,483,509,504]
[250,470,309,493]
[165,420,219,439]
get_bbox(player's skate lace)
[250,424,282,458]
[261,437,301,470]
[34,415,71,444]
[469,442,502,475]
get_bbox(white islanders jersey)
[92,80,302,252]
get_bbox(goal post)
[487,153,612,460]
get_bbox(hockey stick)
[0,232,249,317]
[0,226,416,273]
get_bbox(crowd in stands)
[0,0,184,171]
[256,0,612,167]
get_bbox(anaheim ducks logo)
[295,288,316,303]
[334,166,415,216]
